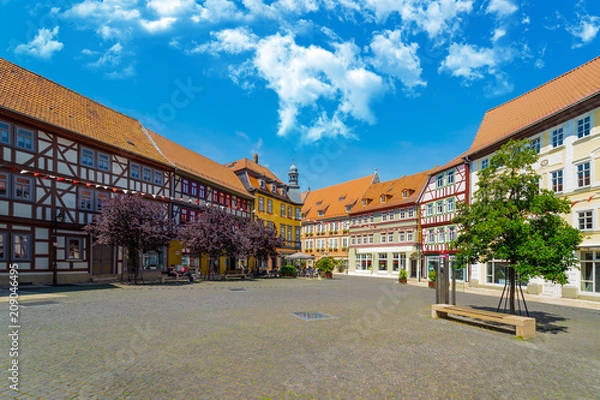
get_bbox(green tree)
[452,139,583,314]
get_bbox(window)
[259,180,266,189]
[578,211,593,230]
[426,203,433,217]
[380,195,386,203]
[428,229,435,244]
[342,237,348,248]
[530,137,541,154]
[182,179,190,194]
[154,171,163,185]
[388,233,394,242]
[199,185,205,199]
[407,209,414,218]
[447,170,455,185]
[82,148,94,167]
[296,207,301,219]
[180,208,188,223]
[446,198,455,213]
[212,189,219,203]
[389,210,395,220]
[382,212,387,222]
[351,236,356,245]
[580,251,600,293]
[369,234,374,244]
[96,192,109,212]
[392,253,399,271]
[481,159,489,169]
[0,232,6,260]
[381,233,386,243]
[370,214,374,223]
[79,188,93,210]
[14,177,32,201]
[190,182,197,197]
[551,127,564,148]
[356,236,361,245]
[577,161,591,187]
[436,201,444,214]
[288,206,292,218]
[378,253,387,271]
[398,232,405,242]
[577,116,591,139]
[448,226,456,241]
[437,228,445,243]
[67,238,83,260]
[12,233,31,260]
[267,199,273,214]
[281,204,286,217]
[98,153,110,171]
[402,190,408,198]
[143,167,152,182]
[407,231,414,242]
[436,174,444,188]
[486,261,527,286]
[295,227,301,242]
[400,209,406,219]
[219,192,225,205]
[16,127,34,150]
[130,164,140,179]
[356,254,372,271]
[258,197,264,212]
[0,121,9,144]
[0,173,8,197]
[305,239,313,249]
[551,170,563,192]
[288,226,292,242]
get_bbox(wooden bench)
[432,304,536,339]
[223,269,246,280]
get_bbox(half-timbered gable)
[0,57,174,285]
[417,155,469,282]
[465,56,600,299]
[347,171,429,278]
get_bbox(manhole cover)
[229,288,246,292]
[21,300,60,307]
[292,312,335,321]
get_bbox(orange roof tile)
[302,174,375,221]
[147,131,252,198]
[427,151,468,175]
[469,56,600,155]
[352,170,430,214]
[0,58,171,165]
[226,158,282,184]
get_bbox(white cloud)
[491,28,506,42]
[483,72,513,97]
[369,29,426,90]
[567,14,600,47]
[87,43,125,68]
[140,17,177,33]
[105,65,136,79]
[486,0,518,17]
[97,25,126,40]
[192,0,244,23]
[14,27,64,59]
[63,0,141,21]
[147,0,196,16]
[192,28,258,54]
[438,42,498,81]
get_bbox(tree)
[238,220,283,276]
[452,139,583,314]
[84,195,175,283]
[178,205,241,278]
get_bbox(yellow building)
[227,155,303,270]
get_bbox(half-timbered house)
[418,154,469,283]
[348,171,429,278]
[0,58,174,285]
[148,131,253,276]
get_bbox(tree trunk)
[508,266,516,314]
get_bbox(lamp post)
[52,207,64,286]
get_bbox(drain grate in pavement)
[292,312,335,321]
[229,288,247,292]
[21,300,60,307]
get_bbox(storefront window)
[580,251,600,293]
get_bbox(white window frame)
[446,197,455,213]
[551,127,564,148]
[446,169,455,185]
[576,161,591,188]
[576,115,591,139]
[578,210,593,231]
[551,170,563,193]
[436,174,444,188]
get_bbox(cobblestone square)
[2,275,599,399]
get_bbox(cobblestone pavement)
[2,275,599,400]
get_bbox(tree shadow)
[467,305,570,335]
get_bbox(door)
[92,245,113,275]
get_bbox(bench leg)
[432,309,448,319]
[516,320,536,339]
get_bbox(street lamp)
[52,207,65,286]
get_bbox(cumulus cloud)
[491,28,506,42]
[192,0,245,23]
[14,27,64,59]
[140,17,177,33]
[438,42,498,81]
[87,43,125,68]
[147,0,196,16]
[63,0,141,21]
[486,0,518,17]
[369,29,426,90]
[192,27,258,54]
[566,14,600,47]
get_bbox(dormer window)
[316,201,323,206]
[338,195,347,201]
[362,199,367,206]
[318,210,325,217]
[345,205,352,213]
[259,179,266,189]
[402,190,408,198]
[281,188,286,196]
[271,184,277,193]
[380,195,386,203]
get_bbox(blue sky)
[1,0,599,191]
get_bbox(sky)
[1,0,599,192]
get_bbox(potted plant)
[428,269,436,288]
[398,268,408,284]
[316,256,335,279]
[280,264,297,278]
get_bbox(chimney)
[253,153,258,164]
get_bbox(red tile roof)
[302,174,376,221]
[0,57,171,165]
[469,56,600,155]
[226,158,283,184]
[148,131,252,198]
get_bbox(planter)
[398,278,407,284]
[428,281,436,288]
[325,272,333,279]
